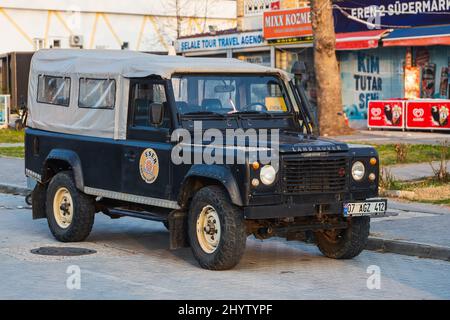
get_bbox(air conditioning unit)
[69,35,83,48]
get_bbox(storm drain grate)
[30,247,97,256]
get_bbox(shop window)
[244,0,273,16]
[78,78,116,109]
[52,40,61,48]
[37,75,71,106]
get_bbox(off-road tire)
[188,186,247,270]
[315,216,370,259]
[46,171,95,242]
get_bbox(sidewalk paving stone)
[371,200,450,248]
[385,161,450,181]
[333,130,449,145]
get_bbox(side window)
[130,81,170,128]
[78,78,116,109]
[37,75,71,106]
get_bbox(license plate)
[343,200,387,217]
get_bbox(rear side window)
[37,75,71,106]
[78,78,116,109]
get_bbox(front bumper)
[243,198,390,219]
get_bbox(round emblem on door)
[139,148,159,184]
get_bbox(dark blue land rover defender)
[25,50,387,270]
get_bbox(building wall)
[340,47,406,120]
[0,0,237,54]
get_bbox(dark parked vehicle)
[25,50,387,270]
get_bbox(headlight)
[352,161,365,181]
[260,165,276,185]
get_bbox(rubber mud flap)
[168,210,189,250]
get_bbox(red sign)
[263,8,312,40]
[270,1,280,10]
[406,100,450,130]
[368,100,405,129]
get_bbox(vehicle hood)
[276,132,349,153]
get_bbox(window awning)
[336,30,388,51]
[383,25,450,47]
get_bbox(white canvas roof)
[30,49,290,80]
[27,49,291,140]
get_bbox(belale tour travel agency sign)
[263,7,313,43]
[176,31,265,53]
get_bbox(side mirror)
[149,103,164,126]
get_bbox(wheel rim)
[196,205,221,254]
[53,187,73,229]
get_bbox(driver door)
[121,78,173,201]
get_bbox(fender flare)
[180,165,244,207]
[44,149,84,190]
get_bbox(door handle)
[124,151,136,161]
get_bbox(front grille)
[282,156,348,194]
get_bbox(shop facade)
[176,0,450,129]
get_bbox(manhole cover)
[30,247,96,256]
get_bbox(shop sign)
[406,100,450,130]
[263,8,312,40]
[176,31,265,53]
[368,100,406,129]
[267,35,313,45]
[334,0,450,33]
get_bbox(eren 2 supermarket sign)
[263,8,312,40]
[406,100,450,130]
[334,0,450,33]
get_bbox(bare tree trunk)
[311,0,351,136]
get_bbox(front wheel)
[188,186,247,270]
[46,171,95,242]
[314,216,370,259]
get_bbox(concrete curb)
[0,184,30,196]
[367,237,450,262]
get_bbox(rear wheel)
[314,216,370,259]
[46,171,95,242]
[188,186,247,270]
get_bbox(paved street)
[0,157,26,188]
[0,193,449,300]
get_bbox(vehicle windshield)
[171,74,292,116]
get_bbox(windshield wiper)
[181,111,226,119]
[229,110,274,118]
